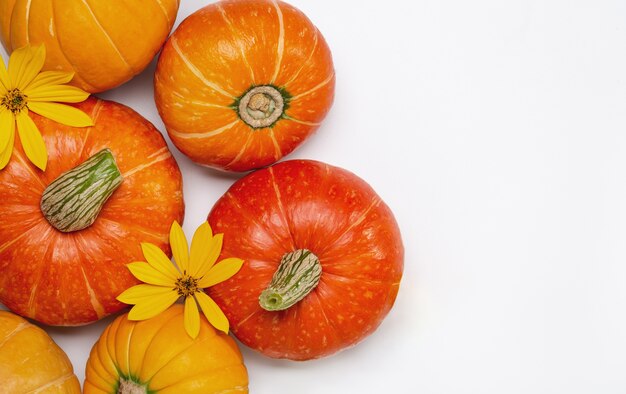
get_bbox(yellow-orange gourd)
[0,0,179,93]
[0,310,81,393]
[84,305,249,394]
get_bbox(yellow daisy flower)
[117,221,244,338]
[0,44,93,171]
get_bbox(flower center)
[1,88,28,114]
[175,274,199,298]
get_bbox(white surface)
[3,0,626,392]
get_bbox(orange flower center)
[1,88,27,114]
[175,274,199,298]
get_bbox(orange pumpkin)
[0,0,179,93]
[155,0,335,171]
[84,305,249,394]
[0,310,81,393]
[0,97,184,326]
[207,160,404,360]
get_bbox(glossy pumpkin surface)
[84,305,249,394]
[155,0,335,171]
[0,0,179,93]
[0,310,81,393]
[0,97,184,326]
[207,160,404,360]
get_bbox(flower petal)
[198,258,244,289]
[28,102,94,127]
[127,262,175,287]
[26,71,74,91]
[141,242,180,279]
[117,284,174,304]
[9,44,45,90]
[195,291,229,334]
[0,55,9,93]
[15,111,47,170]
[189,222,213,275]
[191,232,223,278]
[25,84,90,103]
[169,221,189,274]
[184,296,200,339]
[127,292,179,321]
[0,108,14,158]
[0,115,15,170]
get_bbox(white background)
[3,0,626,392]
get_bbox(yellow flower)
[117,221,244,339]
[0,44,93,171]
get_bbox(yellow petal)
[0,108,14,157]
[26,71,74,91]
[170,221,190,274]
[15,111,47,170]
[195,291,229,334]
[9,44,45,90]
[189,222,213,275]
[184,296,200,339]
[198,258,244,289]
[28,102,94,127]
[25,84,90,103]
[0,55,9,93]
[117,284,173,304]
[0,114,15,170]
[141,242,180,279]
[127,262,175,287]
[191,233,223,278]
[127,292,179,321]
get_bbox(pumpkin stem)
[259,249,322,311]
[40,149,123,233]
[236,85,286,129]
[117,378,148,394]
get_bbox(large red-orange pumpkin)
[207,160,403,360]
[155,0,335,171]
[0,97,184,326]
[0,0,180,93]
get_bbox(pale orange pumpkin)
[155,0,335,171]
[0,310,81,393]
[0,0,180,93]
[84,305,249,394]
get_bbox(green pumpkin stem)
[259,249,322,311]
[40,149,123,233]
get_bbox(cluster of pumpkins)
[0,0,403,393]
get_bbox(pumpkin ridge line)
[283,30,318,88]
[312,289,342,344]
[267,129,281,160]
[78,263,106,319]
[321,271,402,287]
[153,364,248,392]
[24,0,33,45]
[321,197,382,255]
[0,321,29,351]
[80,0,135,73]
[153,0,172,26]
[97,218,169,244]
[270,0,285,84]
[13,148,46,189]
[135,311,182,377]
[27,226,56,317]
[123,319,136,380]
[170,35,235,99]
[224,133,252,170]
[267,167,296,249]
[0,218,43,254]
[234,309,261,331]
[216,3,255,83]
[25,372,74,394]
[225,191,288,248]
[168,119,238,140]
[290,70,335,100]
[283,114,321,126]
[122,148,171,178]
[77,99,104,159]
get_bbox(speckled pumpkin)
[0,97,184,326]
[0,310,81,393]
[207,160,404,360]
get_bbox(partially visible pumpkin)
[0,0,179,93]
[207,160,404,360]
[155,0,335,171]
[0,310,81,393]
[0,97,184,326]
[84,305,249,394]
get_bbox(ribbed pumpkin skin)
[207,160,404,360]
[84,305,249,394]
[0,97,184,326]
[0,0,179,93]
[0,311,81,393]
[154,0,335,172]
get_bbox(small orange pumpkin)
[0,0,179,93]
[0,97,184,326]
[0,310,81,393]
[155,0,335,171]
[84,305,249,394]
